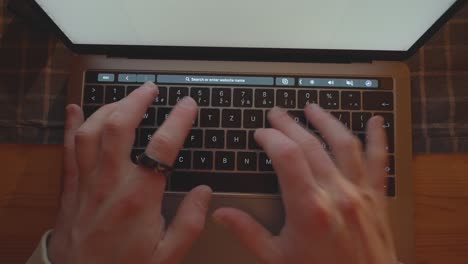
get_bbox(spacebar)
[170,171,279,194]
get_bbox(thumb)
[212,208,278,263]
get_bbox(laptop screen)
[36,0,456,52]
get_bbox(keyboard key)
[352,112,372,131]
[83,105,101,119]
[190,87,210,106]
[174,150,191,169]
[276,90,296,108]
[169,87,189,105]
[126,86,139,96]
[363,92,393,111]
[222,109,242,128]
[212,88,232,107]
[233,88,253,107]
[139,128,156,147]
[265,110,272,128]
[105,85,125,103]
[248,130,261,150]
[226,130,247,149]
[200,109,220,127]
[288,111,307,127]
[193,151,213,170]
[331,112,351,129]
[319,91,339,109]
[130,148,144,164]
[140,108,156,126]
[341,91,361,110]
[154,86,168,105]
[255,89,274,108]
[385,177,395,197]
[215,151,235,170]
[133,128,139,147]
[205,130,225,149]
[243,110,263,128]
[375,112,394,134]
[157,107,172,126]
[170,172,278,193]
[259,152,274,171]
[84,85,104,104]
[297,90,318,108]
[386,155,395,175]
[237,152,257,171]
[184,129,203,148]
[386,131,395,154]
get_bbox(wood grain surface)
[0,144,467,263]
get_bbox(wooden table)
[0,144,467,264]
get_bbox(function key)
[118,73,137,83]
[233,88,253,107]
[341,91,361,110]
[169,87,189,105]
[190,87,210,106]
[275,77,295,86]
[297,90,318,108]
[105,85,125,103]
[97,73,115,83]
[83,85,104,104]
[319,91,339,109]
[255,89,274,108]
[136,74,156,83]
[212,88,232,107]
[363,92,393,111]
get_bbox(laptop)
[31,0,464,263]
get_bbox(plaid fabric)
[1,0,467,153]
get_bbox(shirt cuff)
[26,230,53,264]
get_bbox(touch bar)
[157,75,274,86]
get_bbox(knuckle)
[339,189,364,217]
[75,127,94,144]
[115,192,146,217]
[301,190,334,229]
[103,113,128,136]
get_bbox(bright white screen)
[36,0,456,51]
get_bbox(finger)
[305,104,365,184]
[365,116,388,192]
[62,104,84,199]
[75,103,118,177]
[100,82,158,167]
[155,185,212,263]
[254,128,319,215]
[267,107,341,186]
[144,96,197,167]
[212,208,277,264]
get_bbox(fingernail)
[373,115,384,127]
[308,103,320,110]
[197,185,212,208]
[143,81,158,92]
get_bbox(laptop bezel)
[28,0,466,62]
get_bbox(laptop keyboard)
[83,71,396,197]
